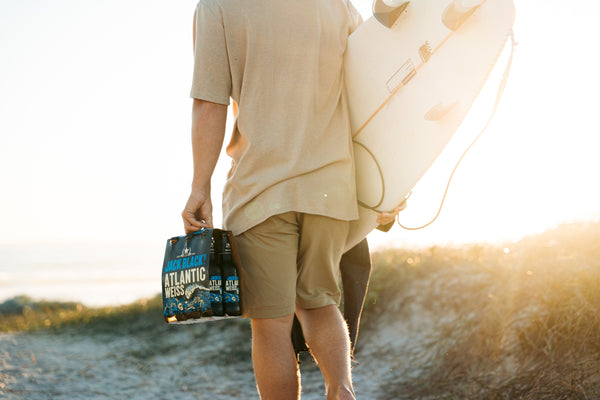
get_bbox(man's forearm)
[190,99,228,189]
[181,99,228,232]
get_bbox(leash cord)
[396,31,517,230]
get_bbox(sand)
[0,273,446,400]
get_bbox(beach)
[2,222,600,399]
[0,277,458,400]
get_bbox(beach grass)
[364,221,600,399]
[0,293,164,334]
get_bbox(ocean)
[0,241,164,307]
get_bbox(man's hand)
[376,199,408,226]
[182,186,213,233]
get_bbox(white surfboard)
[344,0,516,250]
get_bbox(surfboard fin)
[442,1,480,31]
[424,101,459,121]
[373,0,410,29]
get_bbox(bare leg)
[295,305,356,400]
[251,314,300,400]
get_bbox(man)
[182,1,362,399]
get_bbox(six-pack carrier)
[162,228,242,324]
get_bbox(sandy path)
[0,272,453,399]
[1,317,431,400]
[1,330,391,400]
[0,328,398,399]
[1,328,257,399]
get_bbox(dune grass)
[0,294,164,334]
[364,221,600,399]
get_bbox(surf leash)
[396,31,517,230]
[355,141,387,210]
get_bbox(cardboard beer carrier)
[161,228,242,324]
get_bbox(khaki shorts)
[234,212,350,319]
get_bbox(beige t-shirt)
[191,0,362,235]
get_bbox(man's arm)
[182,99,228,233]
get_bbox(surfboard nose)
[373,0,410,29]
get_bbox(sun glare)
[0,0,598,248]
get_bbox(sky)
[1,0,600,250]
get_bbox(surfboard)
[344,0,516,250]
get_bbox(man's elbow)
[192,98,228,121]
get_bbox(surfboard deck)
[344,0,515,251]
